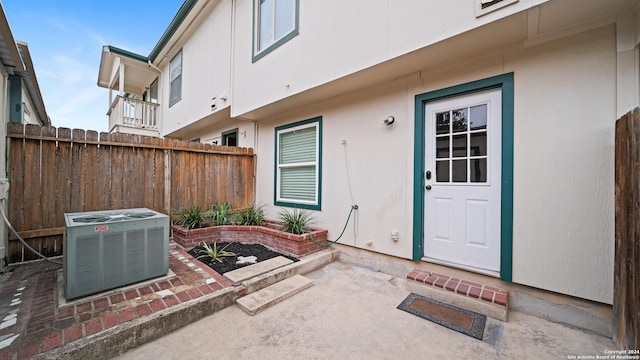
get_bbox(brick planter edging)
[407,269,508,308]
[171,223,329,257]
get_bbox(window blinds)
[259,0,294,51]
[279,126,317,202]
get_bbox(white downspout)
[229,0,236,112]
[147,60,161,73]
[118,64,125,96]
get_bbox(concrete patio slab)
[0,246,337,360]
[115,261,618,360]
[223,256,293,285]
[236,274,313,315]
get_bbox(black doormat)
[397,293,486,340]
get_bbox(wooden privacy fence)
[6,123,255,263]
[614,107,640,350]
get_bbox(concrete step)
[236,274,313,316]
[223,256,293,285]
[406,269,509,321]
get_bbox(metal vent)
[70,210,156,223]
[480,0,503,9]
[64,208,169,299]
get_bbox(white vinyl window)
[169,50,182,106]
[254,0,298,61]
[275,117,322,210]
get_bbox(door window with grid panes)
[435,105,488,184]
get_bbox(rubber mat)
[397,293,486,340]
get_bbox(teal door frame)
[412,73,514,282]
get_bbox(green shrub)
[278,208,314,235]
[210,202,233,225]
[175,206,207,230]
[196,241,236,263]
[233,204,265,226]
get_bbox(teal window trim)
[222,128,239,146]
[274,116,322,210]
[412,72,514,282]
[252,0,300,63]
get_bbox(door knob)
[425,185,432,190]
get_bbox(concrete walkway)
[115,261,616,360]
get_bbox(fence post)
[164,149,171,216]
[614,107,640,350]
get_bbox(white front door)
[424,89,502,272]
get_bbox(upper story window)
[149,78,159,104]
[169,50,182,106]
[253,0,299,62]
[274,117,322,210]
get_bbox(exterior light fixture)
[383,116,395,126]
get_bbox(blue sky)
[2,1,183,132]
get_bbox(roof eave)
[0,2,24,70]
[106,45,149,63]
[148,0,199,62]
[16,42,49,126]
[97,45,150,88]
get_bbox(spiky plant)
[196,241,236,263]
[278,208,314,235]
[175,206,207,230]
[233,204,265,226]
[210,202,233,225]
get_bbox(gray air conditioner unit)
[64,208,169,300]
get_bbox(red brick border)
[171,223,328,257]
[407,269,508,308]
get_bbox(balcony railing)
[108,96,159,133]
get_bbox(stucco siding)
[20,87,38,124]
[507,26,616,304]
[256,79,415,259]
[232,0,548,118]
[254,24,617,304]
[161,1,232,137]
[197,120,256,148]
[416,26,617,304]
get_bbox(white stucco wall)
[254,24,617,304]
[507,26,616,304]
[20,87,38,125]
[144,0,635,304]
[160,1,233,136]
[231,0,548,118]
[256,79,415,259]
[196,119,256,149]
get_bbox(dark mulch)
[187,242,299,274]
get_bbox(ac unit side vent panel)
[103,233,125,289]
[64,208,169,300]
[148,227,166,276]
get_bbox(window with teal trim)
[222,128,238,146]
[275,117,322,210]
[253,0,299,62]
